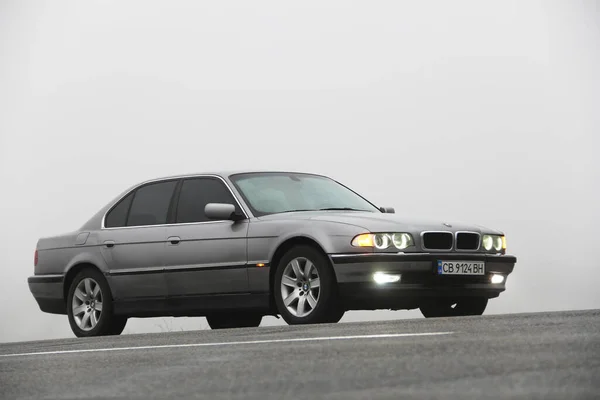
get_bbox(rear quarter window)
[104,192,134,228]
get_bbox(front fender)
[247,219,370,264]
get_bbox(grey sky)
[1,0,598,342]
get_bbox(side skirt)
[113,293,271,318]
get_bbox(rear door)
[164,177,249,297]
[99,179,179,300]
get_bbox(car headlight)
[373,234,390,249]
[492,236,503,251]
[392,233,414,250]
[352,233,414,250]
[482,234,506,252]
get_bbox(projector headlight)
[482,235,494,251]
[392,233,414,250]
[373,234,390,249]
[493,236,503,251]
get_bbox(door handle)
[104,240,115,248]
[167,236,181,245]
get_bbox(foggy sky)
[0,0,598,342]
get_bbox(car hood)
[257,211,502,234]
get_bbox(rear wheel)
[206,312,262,329]
[274,245,344,325]
[420,297,488,318]
[67,268,126,337]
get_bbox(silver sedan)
[28,171,517,337]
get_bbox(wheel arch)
[63,262,113,304]
[268,235,334,306]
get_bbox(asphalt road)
[1,310,599,400]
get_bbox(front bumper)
[28,275,66,315]
[329,253,516,309]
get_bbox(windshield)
[230,173,380,217]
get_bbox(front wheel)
[274,245,343,325]
[206,312,262,329]
[420,297,488,318]
[67,268,127,337]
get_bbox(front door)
[164,177,249,297]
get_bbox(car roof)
[140,170,330,183]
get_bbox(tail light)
[34,250,38,267]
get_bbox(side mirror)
[379,206,395,214]
[205,203,245,221]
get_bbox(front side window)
[230,173,379,217]
[126,180,178,226]
[175,178,240,223]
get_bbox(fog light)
[373,272,401,284]
[491,274,505,284]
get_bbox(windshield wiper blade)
[318,207,368,212]
[275,208,370,214]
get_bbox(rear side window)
[127,181,178,226]
[104,192,134,228]
[176,178,239,223]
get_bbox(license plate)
[437,260,485,275]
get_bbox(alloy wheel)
[72,278,103,331]
[280,257,321,317]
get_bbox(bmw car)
[28,171,517,337]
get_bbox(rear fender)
[63,250,110,276]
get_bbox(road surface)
[1,309,599,399]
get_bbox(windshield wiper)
[318,207,369,212]
[274,207,371,214]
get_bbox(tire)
[420,297,488,318]
[327,306,346,324]
[107,316,128,335]
[66,267,125,337]
[206,313,262,329]
[274,245,343,325]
